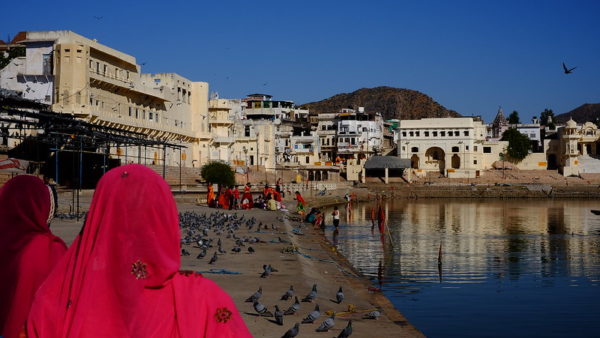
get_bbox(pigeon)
[284,297,300,315]
[274,305,284,325]
[281,323,300,338]
[248,246,255,254]
[218,244,226,254]
[316,312,335,332]
[208,252,218,264]
[196,248,207,259]
[253,300,273,317]
[337,320,353,338]
[268,264,279,272]
[231,247,241,253]
[181,248,190,256]
[245,286,262,303]
[302,284,317,302]
[562,62,576,74]
[281,285,294,300]
[301,304,320,323]
[260,267,270,278]
[336,286,344,304]
[362,310,381,319]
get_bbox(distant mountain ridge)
[555,103,600,124]
[300,86,461,120]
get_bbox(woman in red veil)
[27,164,251,337]
[0,175,67,338]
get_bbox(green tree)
[508,110,520,124]
[200,161,235,186]
[540,108,555,129]
[501,128,532,161]
[0,46,25,70]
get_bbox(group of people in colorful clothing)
[207,183,254,210]
[0,165,251,338]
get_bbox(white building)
[398,117,504,178]
[336,110,384,160]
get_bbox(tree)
[501,128,532,161]
[540,108,555,129]
[508,110,520,124]
[200,161,235,187]
[0,46,25,70]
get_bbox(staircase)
[578,155,600,174]
[145,165,203,187]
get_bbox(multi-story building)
[336,109,384,160]
[398,117,505,178]
[314,113,337,162]
[0,30,210,167]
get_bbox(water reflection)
[323,199,600,337]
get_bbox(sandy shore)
[50,191,423,338]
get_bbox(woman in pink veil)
[27,164,251,337]
[0,175,67,338]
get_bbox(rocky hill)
[555,103,600,124]
[300,86,461,120]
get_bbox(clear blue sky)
[2,0,599,122]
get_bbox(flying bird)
[562,62,576,74]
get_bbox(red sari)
[241,185,253,209]
[0,175,67,338]
[206,184,215,207]
[27,164,251,338]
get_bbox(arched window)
[452,146,459,152]
[411,147,419,152]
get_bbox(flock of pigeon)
[178,210,381,337]
[243,282,377,338]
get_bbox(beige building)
[398,117,505,178]
[1,30,211,167]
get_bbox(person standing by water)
[0,175,67,338]
[332,206,340,229]
[295,191,306,216]
[27,164,251,337]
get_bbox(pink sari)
[0,175,67,338]
[27,164,251,337]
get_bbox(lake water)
[322,199,600,337]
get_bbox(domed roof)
[566,118,577,128]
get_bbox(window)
[350,138,356,145]
[433,131,438,137]
[45,95,51,102]
[474,160,478,164]
[474,146,478,151]
[64,49,70,53]
[441,131,445,137]
[452,146,459,152]
[425,131,430,137]
[155,113,159,122]
[306,156,310,163]
[464,131,469,136]
[416,131,420,137]
[454,131,459,136]
[135,108,138,119]
[411,147,419,152]
[483,147,492,153]
[409,131,414,137]
[466,145,469,150]
[103,65,107,75]
[402,132,407,137]
[129,107,132,117]
[42,54,52,75]
[96,62,100,73]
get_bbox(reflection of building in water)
[331,200,600,283]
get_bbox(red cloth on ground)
[27,165,251,338]
[0,175,67,338]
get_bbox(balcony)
[212,136,235,144]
